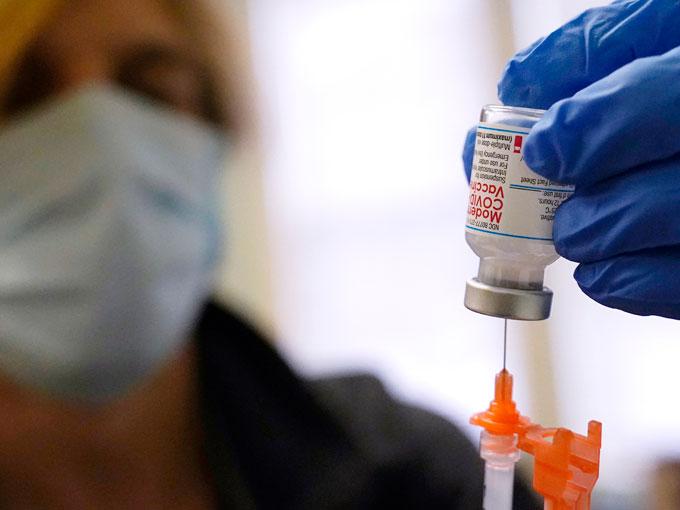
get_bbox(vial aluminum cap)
[464,278,552,321]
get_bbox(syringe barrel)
[484,462,516,510]
[480,430,520,510]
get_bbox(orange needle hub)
[471,369,602,510]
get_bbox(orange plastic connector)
[470,370,602,510]
[470,369,531,435]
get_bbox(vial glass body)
[464,105,574,319]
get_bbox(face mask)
[0,86,226,403]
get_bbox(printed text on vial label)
[466,124,574,242]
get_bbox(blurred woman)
[0,0,537,508]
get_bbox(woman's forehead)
[0,0,241,132]
[33,0,193,60]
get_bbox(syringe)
[503,319,507,370]
[471,369,602,509]
[464,103,602,508]
[477,320,514,510]
[478,368,521,510]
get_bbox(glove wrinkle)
[524,47,680,187]
[554,156,680,264]
[575,247,680,319]
[499,0,680,108]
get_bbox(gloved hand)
[463,0,680,319]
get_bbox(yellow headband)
[0,0,61,93]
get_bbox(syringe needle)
[503,319,508,371]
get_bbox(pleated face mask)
[0,85,226,403]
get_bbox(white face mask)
[0,86,226,403]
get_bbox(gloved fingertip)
[524,113,571,184]
[573,263,613,308]
[574,269,661,319]
[573,262,597,289]
[574,276,613,313]
[498,60,530,108]
[523,129,559,183]
[551,219,571,261]
[573,262,631,315]
[497,36,553,109]
[522,134,543,172]
[551,201,584,262]
[462,127,476,183]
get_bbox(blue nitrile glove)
[463,0,680,319]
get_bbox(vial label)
[466,122,574,242]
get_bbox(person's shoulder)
[308,374,471,457]
[196,303,539,509]
[308,374,540,510]
[308,374,484,507]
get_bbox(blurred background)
[216,1,680,508]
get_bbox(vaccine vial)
[464,105,574,320]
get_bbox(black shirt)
[196,302,539,509]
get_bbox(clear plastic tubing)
[464,105,575,321]
[480,430,520,510]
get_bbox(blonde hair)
[0,0,61,97]
[0,0,253,135]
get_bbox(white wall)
[248,0,516,430]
